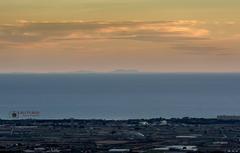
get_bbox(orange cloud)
[0,20,209,46]
[0,20,239,58]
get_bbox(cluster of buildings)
[0,117,240,153]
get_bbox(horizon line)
[1,71,240,74]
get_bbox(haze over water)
[0,73,240,119]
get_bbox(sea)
[0,73,240,119]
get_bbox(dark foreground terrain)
[1,118,240,153]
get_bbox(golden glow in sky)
[0,0,240,72]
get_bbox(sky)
[0,0,240,73]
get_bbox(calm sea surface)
[0,73,240,119]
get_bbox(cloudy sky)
[0,0,240,73]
